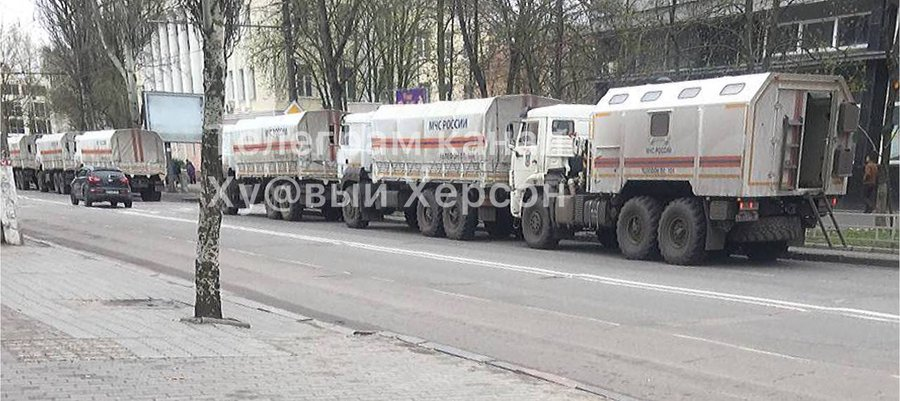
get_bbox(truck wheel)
[223,206,239,215]
[281,186,303,221]
[404,201,418,229]
[417,188,445,237]
[745,241,787,262]
[657,198,707,265]
[70,191,79,205]
[342,183,369,228]
[617,196,662,260]
[522,194,558,249]
[484,207,514,239]
[54,174,63,194]
[442,193,478,240]
[124,200,133,208]
[39,175,49,192]
[596,227,618,249]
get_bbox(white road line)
[429,289,621,327]
[225,247,322,269]
[431,288,491,302]
[672,333,808,361]
[21,196,899,324]
[370,276,395,283]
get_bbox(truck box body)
[368,95,559,186]
[75,129,166,177]
[589,73,855,198]
[36,132,81,171]
[231,110,343,181]
[8,134,39,170]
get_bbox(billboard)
[395,87,428,104]
[143,91,204,143]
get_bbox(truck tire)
[281,186,303,221]
[522,194,558,249]
[342,183,369,228]
[54,174,63,194]
[617,196,662,260]
[223,206,239,215]
[404,201,418,229]
[442,193,478,240]
[417,188,445,237]
[485,207,514,239]
[39,174,49,192]
[657,197,707,265]
[727,216,801,243]
[596,227,618,249]
[70,191,79,205]
[745,241,787,262]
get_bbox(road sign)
[285,101,303,115]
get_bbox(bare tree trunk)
[455,0,487,97]
[194,0,227,319]
[436,0,448,100]
[282,0,298,101]
[551,0,563,99]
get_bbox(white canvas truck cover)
[7,134,38,170]
[36,132,82,171]
[75,129,166,176]
[230,110,343,180]
[369,95,559,185]
[590,73,854,198]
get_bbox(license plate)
[106,190,119,194]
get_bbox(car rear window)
[94,170,124,180]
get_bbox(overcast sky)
[1,0,47,44]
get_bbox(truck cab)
[337,112,374,181]
[510,105,595,218]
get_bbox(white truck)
[36,132,82,194]
[8,134,39,190]
[340,95,559,239]
[75,129,167,201]
[510,73,858,264]
[223,110,345,220]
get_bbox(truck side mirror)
[838,102,860,133]
[507,141,521,157]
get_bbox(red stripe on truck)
[593,155,742,169]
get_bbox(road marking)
[225,247,322,269]
[429,289,620,327]
[370,276,395,283]
[672,333,808,361]
[21,196,899,324]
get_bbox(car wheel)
[124,201,133,208]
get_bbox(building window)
[720,83,745,96]
[678,87,701,99]
[236,69,245,101]
[802,20,836,49]
[33,102,48,118]
[248,68,257,101]
[298,70,314,98]
[8,117,25,134]
[225,71,233,101]
[837,15,869,47]
[608,93,628,105]
[641,91,662,102]
[650,112,669,137]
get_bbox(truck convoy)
[509,73,857,264]
[75,129,166,201]
[340,95,559,239]
[215,72,856,265]
[223,110,344,219]
[36,132,82,194]
[8,134,39,190]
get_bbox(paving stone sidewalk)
[0,241,598,401]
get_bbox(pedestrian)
[186,160,196,185]
[171,159,183,192]
[863,154,878,213]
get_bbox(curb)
[786,248,898,268]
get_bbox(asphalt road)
[14,191,900,401]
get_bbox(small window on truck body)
[339,125,350,146]
[551,120,575,136]
[678,87,701,99]
[720,83,745,96]
[608,94,628,104]
[650,112,670,137]
[641,91,662,102]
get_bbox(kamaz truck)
[8,134,39,190]
[36,132,82,194]
[75,129,166,201]
[509,73,858,264]
[340,95,559,239]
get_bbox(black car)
[70,166,133,208]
